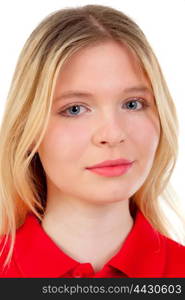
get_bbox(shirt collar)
[108,210,166,277]
[14,209,165,277]
[14,213,80,277]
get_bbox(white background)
[0,0,184,209]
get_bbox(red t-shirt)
[0,209,185,278]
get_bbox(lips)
[86,160,134,177]
[87,158,133,169]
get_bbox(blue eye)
[58,104,88,118]
[124,99,146,110]
[58,98,149,118]
[66,105,84,116]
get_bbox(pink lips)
[86,159,134,177]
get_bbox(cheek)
[130,114,160,159]
[39,120,90,163]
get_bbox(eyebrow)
[54,85,153,102]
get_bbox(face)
[38,41,160,206]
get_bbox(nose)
[92,113,127,148]
[100,138,124,147]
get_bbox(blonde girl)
[0,4,185,278]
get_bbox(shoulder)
[0,235,12,277]
[0,234,23,278]
[164,235,185,257]
[0,213,41,278]
[159,234,185,277]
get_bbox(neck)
[41,196,134,273]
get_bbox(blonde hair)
[0,4,184,269]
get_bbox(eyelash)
[58,98,150,118]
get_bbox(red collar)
[13,209,165,277]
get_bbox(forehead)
[54,40,152,97]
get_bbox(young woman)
[0,4,185,278]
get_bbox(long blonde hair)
[0,4,184,269]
